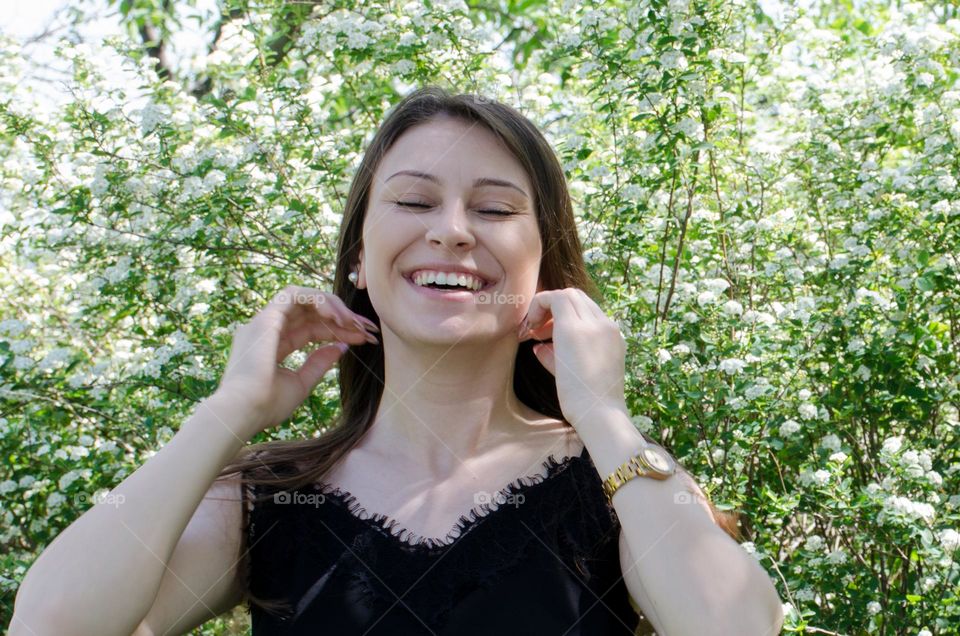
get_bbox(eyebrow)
[385,170,529,199]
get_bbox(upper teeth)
[412,270,485,291]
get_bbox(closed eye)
[394,202,516,216]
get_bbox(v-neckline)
[307,444,590,552]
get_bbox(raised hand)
[518,288,627,428]
[215,285,380,438]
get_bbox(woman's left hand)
[518,288,628,428]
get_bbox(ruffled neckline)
[306,443,591,553]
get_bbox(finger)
[520,316,553,343]
[314,290,380,333]
[277,320,370,363]
[268,288,366,342]
[313,293,360,331]
[519,290,555,343]
[525,289,579,331]
[295,342,349,393]
[572,288,607,321]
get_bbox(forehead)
[375,115,530,190]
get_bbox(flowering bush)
[1,0,958,633]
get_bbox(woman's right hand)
[212,285,380,438]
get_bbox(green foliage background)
[1,0,959,633]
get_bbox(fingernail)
[335,341,349,354]
[359,317,380,332]
[364,332,380,345]
[518,318,528,338]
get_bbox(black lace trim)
[303,443,591,553]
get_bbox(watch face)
[643,447,673,473]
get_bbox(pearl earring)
[348,270,358,285]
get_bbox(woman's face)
[357,114,542,345]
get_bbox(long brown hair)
[215,85,742,625]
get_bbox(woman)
[9,87,784,636]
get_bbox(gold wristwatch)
[602,441,677,504]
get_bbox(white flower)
[391,59,416,75]
[826,549,848,565]
[882,436,903,454]
[779,419,801,437]
[203,170,226,189]
[847,338,866,354]
[804,535,824,551]
[657,348,673,364]
[659,50,688,71]
[743,310,776,326]
[0,319,28,337]
[140,102,171,134]
[799,403,818,420]
[829,451,848,463]
[702,278,730,294]
[721,300,743,317]
[0,480,17,494]
[196,278,217,294]
[867,601,882,615]
[719,358,746,375]
[819,434,841,452]
[813,469,831,485]
[884,495,936,522]
[939,528,960,552]
[58,470,81,490]
[745,382,771,400]
[697,290,718,306]
[631,414,654,433]
[673,117,703,140]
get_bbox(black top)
[242,444,641,635]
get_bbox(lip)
[403,272,495,302]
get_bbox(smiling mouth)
[403,273,496,293]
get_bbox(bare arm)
[9,395,255,636]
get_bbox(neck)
[361,327,534,479]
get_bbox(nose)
[424,198,476,250]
